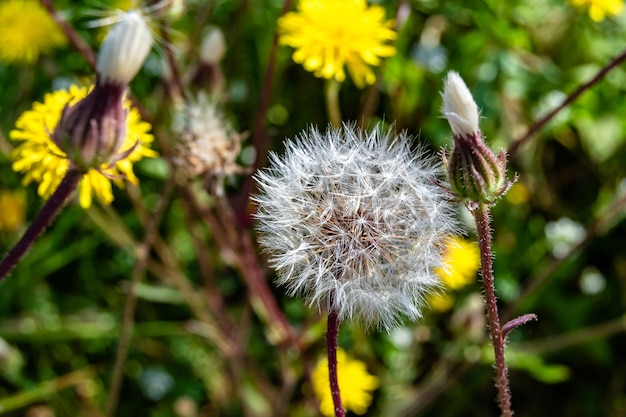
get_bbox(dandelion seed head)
[254,124,457,330]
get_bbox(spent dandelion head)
[278,0,397,88]
[570,0,624,21]
[171,94,244,182]
[312,348,380,416]
[441,71,514,208]
[254,124,457,330]
[10,85,156,208]
[0,0,66,64]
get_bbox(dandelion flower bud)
[97,10,153,86]
[51,11,153,172]
[441,71,512,206]
[441,71,480,138]
[200,28,226,65]
[52,84,127,171]
[254,124,457,330]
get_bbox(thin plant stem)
[327,309,345,417]
[105,180,173,417]
[325,79,342,128]
[472,205,513,417]
[231,0,293,223]
[0,169,81,282]
[508,47,626,156]
[39,0,97,69]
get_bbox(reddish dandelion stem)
[327,309,345,417]
[0,169,81,282]
[472,205,513,417]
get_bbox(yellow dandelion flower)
[278,0,396,88]
[430,236,480,312]
[0,0,66,64]
[10,85,157,208]
[570,0,624,21]
[0,189,27,232]
[312,349,379,416]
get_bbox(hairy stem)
[325,79,342,128]
[327,309,345,417]
[472,205,512,417]
[0,169,81,282]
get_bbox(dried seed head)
[172,94,243,179]
[253,124,457,331]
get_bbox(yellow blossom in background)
[0,0,66,64]
[312,349,379,416]
[570,0,624,21]
[10,85,157,208]
[278,0,396,88]
[430,236,480,312]
[0,190,27,232]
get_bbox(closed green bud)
[441,71,513,207]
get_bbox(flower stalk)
[325,79,342,128]
[0,169,81,281]
[472,204,512,417]
[327,308,345,417]
[440,71,527,417]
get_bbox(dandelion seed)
[254,124,456,330]
[278,0,397,88]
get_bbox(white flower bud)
[441,71,480,137]
[200,28,226,65]
[97,10,153,85]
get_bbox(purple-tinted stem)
[472,205,513,417]
[231,0,293,226]
[509,47,626,156]
[502,313,538,340]
[39,0,97,69]
[327,309,345,417]
[0,169,81,282]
